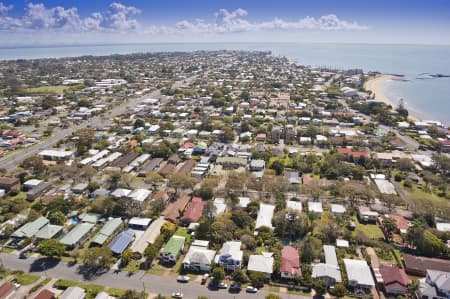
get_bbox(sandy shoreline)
[363,74,418,121]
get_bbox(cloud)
[0,1,141,32]
[0,3,367,34]
[176,8,368,33]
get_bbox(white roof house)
[182,242,216,272]
[213,198,227,215]
[39,149,73,159]
[331,204,346,215]
[344,259,375,288]
[286,200,302,212]
[214,241,243,270]
[248,252,274,275]
[237,197,250,208]
[308,201,323,214]
[111,188,132,198]
[255,203,275,230]
[436,223,450,232]
[336,239,350,248]
[128,189,151,202]
[128,217,152,228]
[60,286,85,299]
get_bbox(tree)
[249,271,266,288]
[408,279,420,298]
[120,290,147,299]
[230,210,254,229]
[21,156,46,176]
[144,171,163,186]
[168,173,198,195]
[81,247,113,271]
[396,158,414,172]
[49,211,65,225]
[381,217,397,240]
[301,180,324,201]
[273,210,309,241]
[270,160,284,175]
[38,239,65,258]
[231,268,249,283]
[299,236,323,263]
[121,249,133,268]
[329,283,347,298]
[313,279,328,296]
[211,267,225,282]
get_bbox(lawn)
[174,228,191,243]
[401,184,449,217]
[14,273,40,285]
[353,217,384,239]
[24,85,69,95]
[287,289,312,296]
[0,247,15,253]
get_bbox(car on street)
[201,273,209,284]
[218,282,228,289]
[246,286,258,293]
[19,252,27,259]
[176,275,190,283]
[171,291,183,298]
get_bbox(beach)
[364,74,419,121]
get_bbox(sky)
[0,0,449,46]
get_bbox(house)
[336,239,350,248]
[109,229,134,254]
[60,286,85,299]
[111,188,131,198]
[0,176,20,192]
[181,197,204,224]
[183,240,216,272]
[215,241,243,271]
[312,253,343,287]
[280,246,301,279]
[286,200,302,212]
[128,217,152,230]
[344,259,376,289]
[38,149,73,162]
[12,216,49,239]
[358,206,378,223]
[331,204,346,215]
[128,188,151,203]
[285,171,300,185]
[247,252,274,278]
[34,289,56,299]
[403,254,450,276]
[379,264,409,295]
[385,214,410,234]
[35,224,63,240]
[161,235,185,264]
[72,183,88,195]
[419,270,450,299]
[255,203,275,230]
[94,292,115,299]
[60,222,95,248]
[23,179,43,191]
[0,282,15,299]
[249,159,265,172]
[308,201,323,214]
[91,218,123,246]
[26,182,52,201]
[130,216,166,255]
[213,198,227,215]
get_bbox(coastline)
[363,74,419,121]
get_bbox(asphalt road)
[0,252,309,299]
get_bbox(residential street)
[0,252,309,299]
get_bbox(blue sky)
[1,0,449,46]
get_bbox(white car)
[172,291,183,298]
[218,282,228,289]
[246,286,258,293]
[176,275,190,283]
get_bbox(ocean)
[0,42,449,125]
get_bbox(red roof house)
[337,147,369,159]
[181,197,204,223]
[34,289,56,299]
[0,282,15,299]
[380,264,409,295]
[280,246,301,279]
[387,214,410,233]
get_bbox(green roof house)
[35,224,64,240]
[12,216,49,239]
[161,235,185,264]
[90,218,123,246]
[60,222,95,248]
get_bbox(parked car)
[176,275,190,283]
[218,282,228,289]
[246,286,258,293]
[229,282,242,293]
[19,252,27,259]
[172,291,183,298]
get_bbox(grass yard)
[24,85,68,95]
[353,217,384,239]
[0,247,15,253]
[401,184,450,217]
[14,273,40,285]
[287,289,312,296]
[174,228,191,243]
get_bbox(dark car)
[19,252,28,259]
[229,282,241,293]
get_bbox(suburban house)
[344,259,376,290]
[33,289,56,299]
[60,222,95,248]
[12,216,49,240]
[386,214,410,234]
[280,246,301,279]
[286,200,302,212]
[308,201,323,214]
[403,254,450,276]
[60,286,85,299]
[418,270,450,299]
[90,218,123,246]
[247,252,274,279]
[214,241,243,271]
[161,235,185,264]
[379,264,410,296]
[312,245,342,286]
[255,203,275,230]
[182,240,216,272]
[181,197,204,224]
[35,224,64,241]
[358,206,379,223]
[109,229,134,254]
[331,204,346,215]
[0,282,15,299]
[0,176,20,192]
